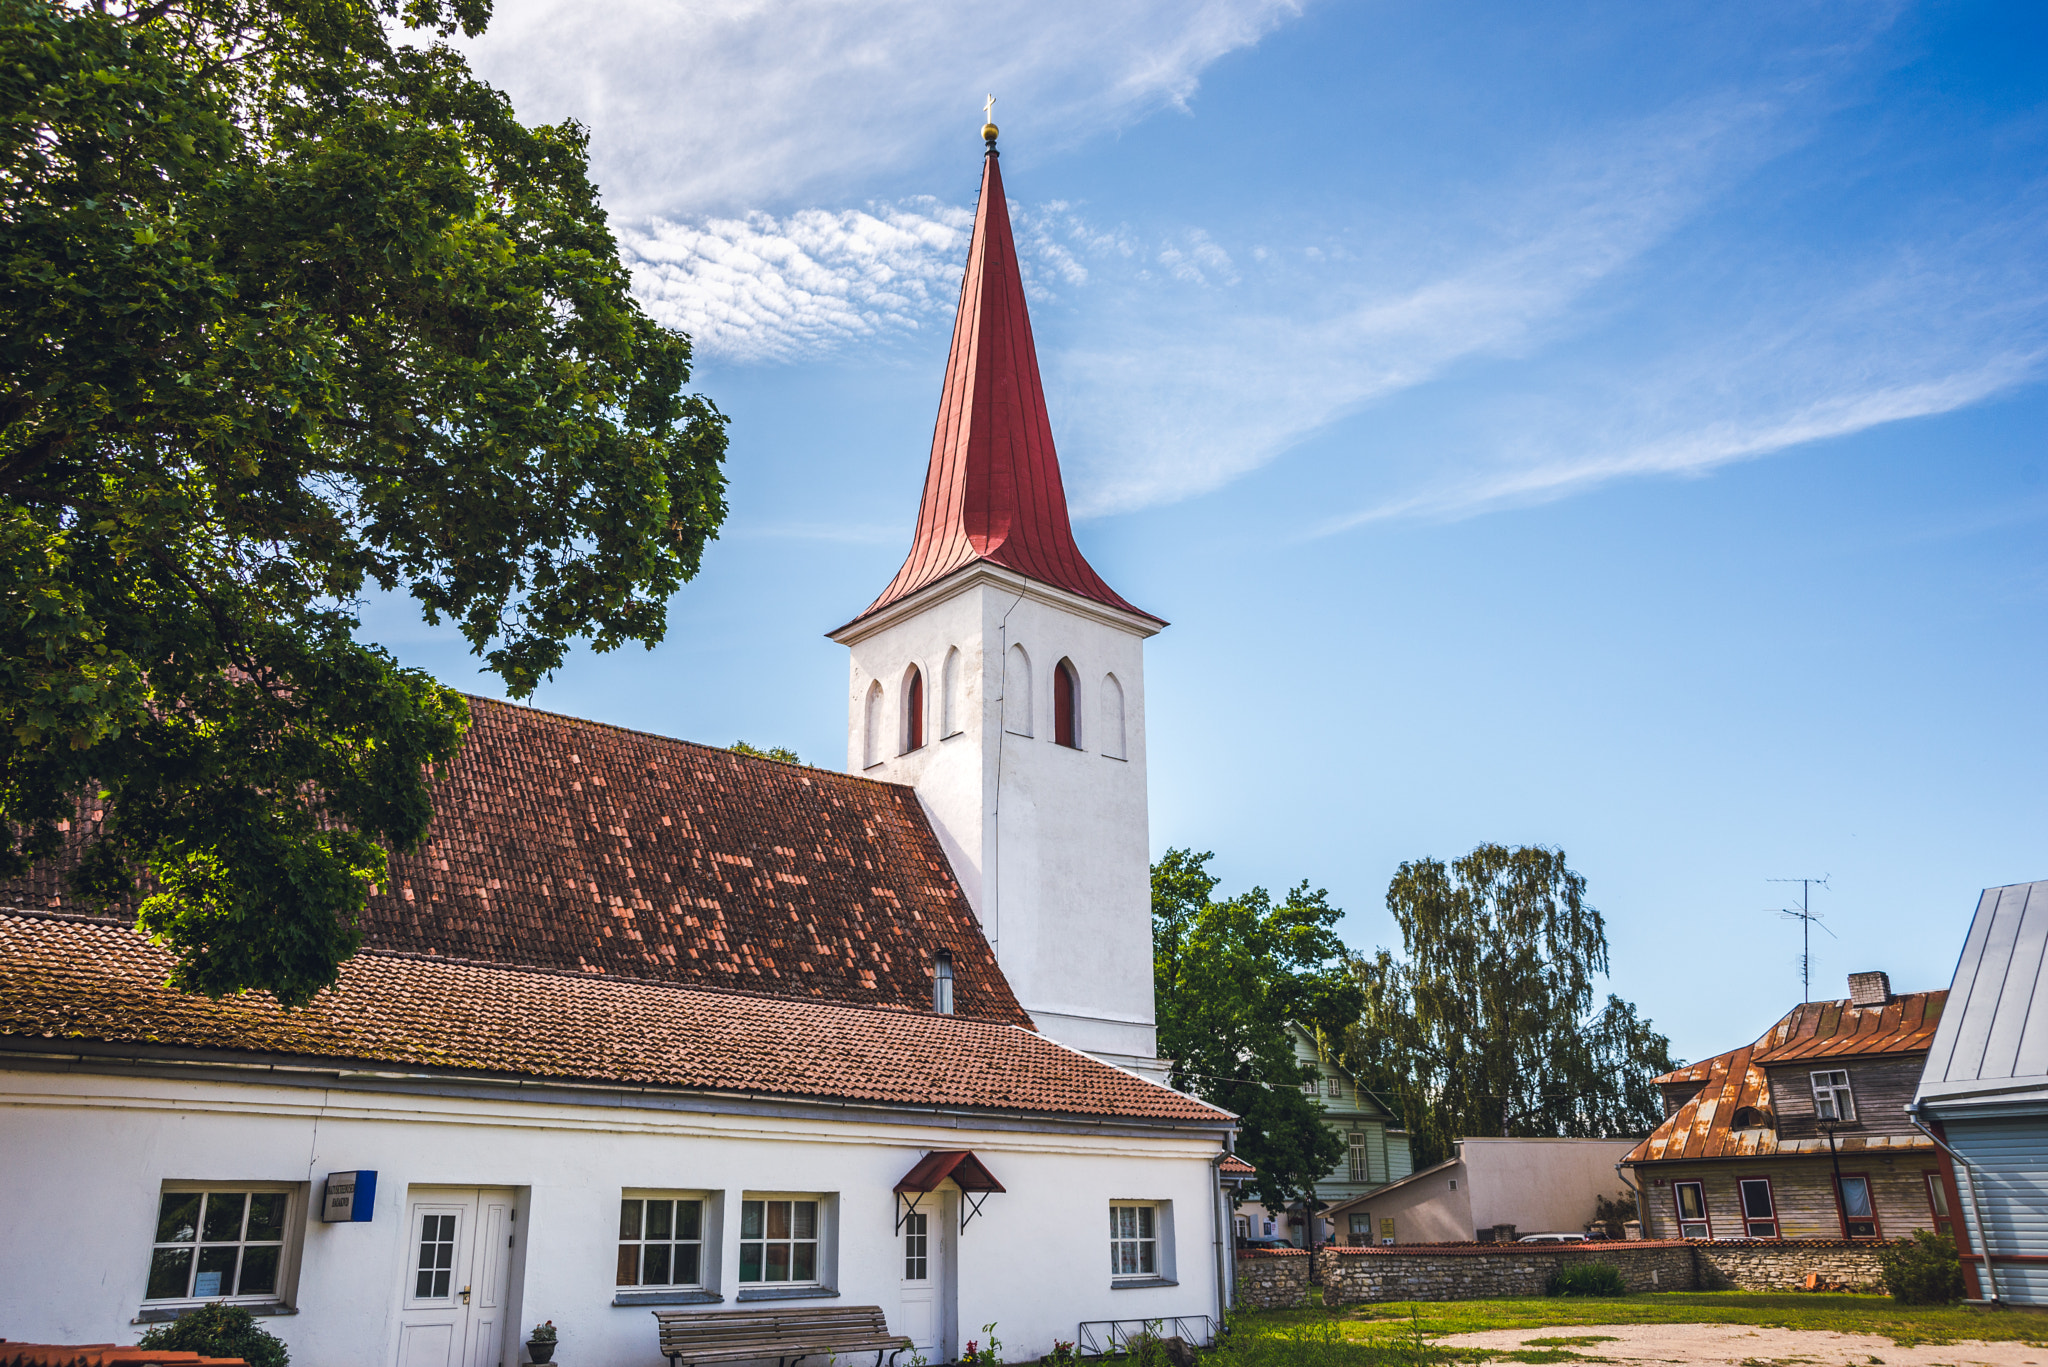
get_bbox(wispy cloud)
[457,0,1303,216]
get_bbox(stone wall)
[1318,1243,1694,1306]
[1315,1239,1898,1306]
[1235,1250,1310,1310]
[1696,1240,1890,1292]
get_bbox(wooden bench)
[654,1305,911,1367]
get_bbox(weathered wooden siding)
[1769,1055,1926,1141]
[1636,1155,1942,1240]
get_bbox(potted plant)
[526,1320,558,1364]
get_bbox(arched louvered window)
[1053,659,1081,749]
[902,665,925,753]
[932,951,954,1014]
[1101,673,1126,760]
[862,680,884,768]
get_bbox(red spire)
[852,144,1161,626]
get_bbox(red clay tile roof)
[1219,1154,1256,1175]
[1626,990,1947,1164]
[2,1347,244,1366]
[847,147,1160,630]
[0,912,1229,1122]
[0,698,1029,1028]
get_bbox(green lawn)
[1227,1291,2048,1351]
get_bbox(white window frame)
[618,1192,709,1291]
[902,1209,930,1283]
[1672,1179,1711,1239]
[1348,1132,1368,1183]
[1110,1203,1160,1280]
[1811,1069,1856,1121]
[739,1194,828,1288]
[143,1182,303,1312]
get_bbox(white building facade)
[0,133,1233,1366]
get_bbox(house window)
[1054,659,1081,748]
[146,1187,291,1304]
[1811,1070,1856,1122]
[903,1210,929,1282]
[1233,1215,1249,1241]
[1348,1133,1368,1183]
[1301,1076,1319,1096]
[617,1198,704,1288]
[1260,1218,1275,1238]
[1673,1181,1711,1239]
[1737,1179,1778,1238]
[1837,1174,1880,1238]
[1109,1205,1158,1278]
[740,1199,819,1283]
[1327,1078,1343,1100]
[903,666,925,753]
[932,951,954,1014]
[1347,1214,1370,1246]
[1925,1172,1954,1237]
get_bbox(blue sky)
[374,0,2048,1066]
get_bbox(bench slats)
[655,1305,910,1367]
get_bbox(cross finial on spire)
[981,94,998,147]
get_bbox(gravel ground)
[1435,1323,2048,1367]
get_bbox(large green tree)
[1153,848,1364,1210]
[1343,844,1675,1169]
[0,0,728,1004]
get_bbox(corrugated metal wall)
[1949,1115,2048,1304]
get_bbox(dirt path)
[1435,1324,2048,1367]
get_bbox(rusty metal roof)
[1628,989,1947,1165]
[1752,990,1946,1063]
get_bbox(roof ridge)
[460,694,911,796]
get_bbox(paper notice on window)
[194,1270,223,1296]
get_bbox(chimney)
[1848,971,1892,1007]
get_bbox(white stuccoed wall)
[0,1066,1226,1365]
[831,569,1162,1076]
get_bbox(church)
[0,129,1237,1366]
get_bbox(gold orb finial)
[982,122,999,144]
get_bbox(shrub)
[1549,1261,1628,1297]
[136,1303,290,1367]
[1881,1231,1967,1304]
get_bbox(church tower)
[829,123,1168,1081]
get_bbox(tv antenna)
[1769,876,1833,1002]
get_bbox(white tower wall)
[834,567,1162,1078]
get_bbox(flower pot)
[526,1341,557,1364]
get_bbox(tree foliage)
[1153,848,1364,1210]
[1,0,728,1003]
[729,741,802,765]
[1344,844,1674,1169]
[138,1303,289,1367]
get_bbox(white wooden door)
[395,1187,516,1367]
[897,1192,956,1363]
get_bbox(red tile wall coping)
[1,1349,243,1366]
[1321,1241,1694,1256]
[0,912,1229,1122]
[1235,1248,1311,1257]
[0,698,1030,1027]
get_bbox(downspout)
[1824,1125,1847,1238]
[1211,1135,1236,1333]
[1908,1104,2000,1304]
[1615,1162,1648,1239]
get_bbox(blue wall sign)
[321,1170,377,1223]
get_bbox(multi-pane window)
[1300,1077,1319,1096]
[1348,1133,1368,1183]
[146,1190,289,1303]
[618,1198,704,1288]
[414,1213,457,1299]
[903,1211,929,1281]
[932,953,954,1015]
[1327,1078,1343,1100]
[1811,1070,1857,1122]
[1925,1172,1954,1237]
[1673,1181,1710,1239]
[1838,1175,1879,1238]
[740,1199,818,1284]
[1738,1178,1778,1238]
[1110,1205,1158,1278]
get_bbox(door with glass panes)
[897,1190,956,1364]
[395,1187,517,1367]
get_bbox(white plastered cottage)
[0,134,1237,1366]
